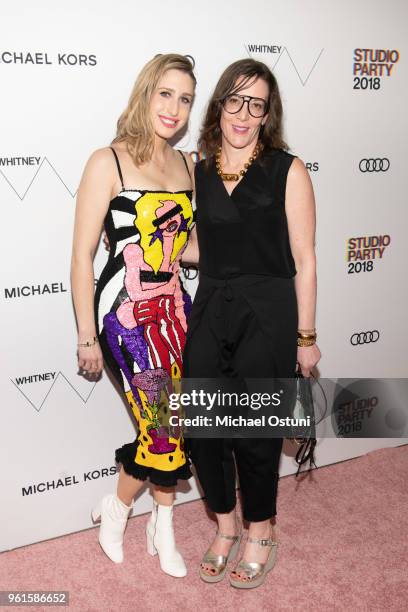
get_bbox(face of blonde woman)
[149,68,195,140]
[220,76,269,150]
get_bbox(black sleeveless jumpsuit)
[183,148,298,522]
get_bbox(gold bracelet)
[78,336,99,347]
[297,337,316,347]
[298,328,316,335]
[297,333,317,340]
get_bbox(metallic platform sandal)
[229,536,278,589]
[199,531,242,583]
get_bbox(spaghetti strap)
[178,150,193,186]
[110,147,125,191]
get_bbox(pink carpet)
[1,446,407,612]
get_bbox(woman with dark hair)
[183,59,321,588]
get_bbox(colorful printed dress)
[94,148,194,486]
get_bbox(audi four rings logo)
[359,158,390,172]
[350,331,380,345]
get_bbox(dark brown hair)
[198,58,288,159]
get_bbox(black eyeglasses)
[222,94,269,118]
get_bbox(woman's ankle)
[216,512,239,535]
[248,519,273,538]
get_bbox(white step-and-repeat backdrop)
[1,0,407,551]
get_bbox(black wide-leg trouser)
[183,273,298,523]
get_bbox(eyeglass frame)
[221,93,269,118]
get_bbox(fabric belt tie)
[200,273,271,319]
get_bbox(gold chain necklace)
[215,142,262,181]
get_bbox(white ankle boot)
[146,501,187,577]
[91,494,132,563]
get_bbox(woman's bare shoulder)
[85,146,116,170]
[287,157,311,185]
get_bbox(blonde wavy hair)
[112,54,196,166]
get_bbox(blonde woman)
[71,54,196,577]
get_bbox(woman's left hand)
[297,344,321,377]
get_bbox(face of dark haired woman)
[220,76,269,150]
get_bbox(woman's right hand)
[77,342,104,378]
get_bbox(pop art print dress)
[94,148,194,486]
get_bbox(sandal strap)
[216,531,240,542]
[201,531,240,567]
[202,550,227,567]
[201,532,241,573]
[247,536,277,547]
[234,559,264,578]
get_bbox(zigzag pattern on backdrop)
[10,372,96,412]
[0,157,77,200]
[244,46,325,86]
